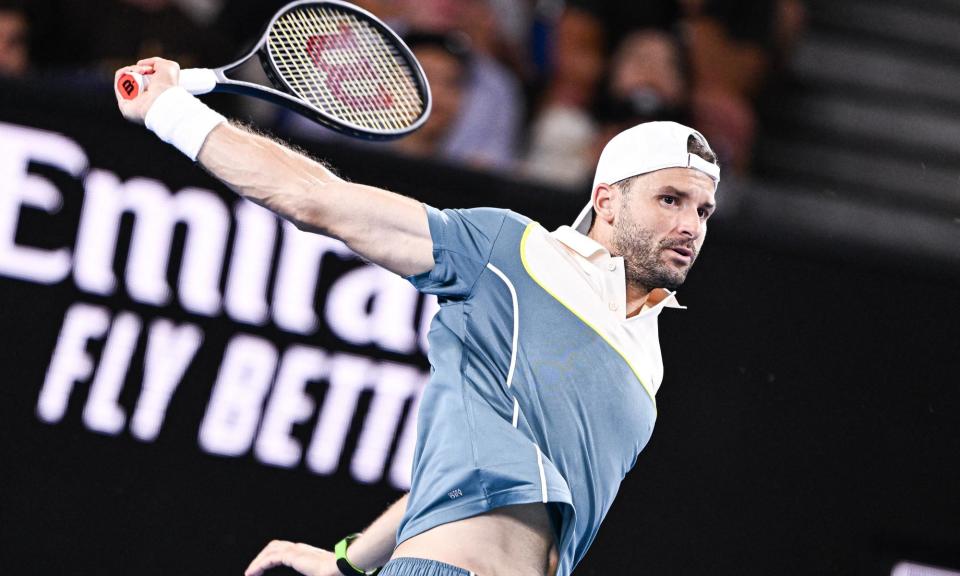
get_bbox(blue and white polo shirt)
[398,205,683,576]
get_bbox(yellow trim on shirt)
[519,223,658,412]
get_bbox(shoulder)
[427,206,531,236]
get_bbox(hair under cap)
[572,121,720,234]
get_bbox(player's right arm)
[114,58,435,279]
[245,494,409,576]
[199,121,434,278]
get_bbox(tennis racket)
[116,0,431,140]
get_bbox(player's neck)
[625,282,652,317]
[588,225,654,316]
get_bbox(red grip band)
[118,73,140,100]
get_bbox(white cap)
[572,121,720,234]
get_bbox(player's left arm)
[245,494,409,576]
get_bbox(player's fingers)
[245,540,294,576]
[136,57,179,84]
[136,56,165,67]
[245,540,283,576]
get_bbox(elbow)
[269,145,341,231]
[287,199,330,235]
[247,187,327,234]
[285,191,349,241]
[269,170,332,232]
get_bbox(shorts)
[379,557,475,576]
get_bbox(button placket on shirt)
[601,256,626,318]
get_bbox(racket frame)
[207,0,432,140]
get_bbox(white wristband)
[144,87,227,161]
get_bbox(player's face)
[611,167,716,291]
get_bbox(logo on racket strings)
[306,25,394,111]
[118,74,140,100]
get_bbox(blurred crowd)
[2,0,805,189]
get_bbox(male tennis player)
[115,58,718,576]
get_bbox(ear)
[593,183,620,227]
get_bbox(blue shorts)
[379,557,474,576]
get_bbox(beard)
[610,207,698,292]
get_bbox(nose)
[675,205,703,240]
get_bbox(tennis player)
[115,58,719,576]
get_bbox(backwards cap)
[572,121,720,234]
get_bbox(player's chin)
[661,254,693,277]
[659,255,694,286]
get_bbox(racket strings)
[272,12,370,121]
[322,11,424,124]
[268,6,425,132]
[275,13,414,130]
[299,9,413,125]
[270,20,332,115]
[272,17,343,119]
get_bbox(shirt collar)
[644,288,686,311]
[552,225,609,258]
[552,225,685,311]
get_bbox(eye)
[660,195,678,206]
[697,207,709,219]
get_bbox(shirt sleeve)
[405,205,509,299]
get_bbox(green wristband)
[335,534,381,576]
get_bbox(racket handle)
[116,68,217,100]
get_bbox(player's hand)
[244,540,341,576]
[113,57,181,124]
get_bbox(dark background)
[1,78,959,576]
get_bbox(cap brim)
[572,200,593,235]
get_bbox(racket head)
[257,0,432,140]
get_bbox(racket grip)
[117,68,216,100]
